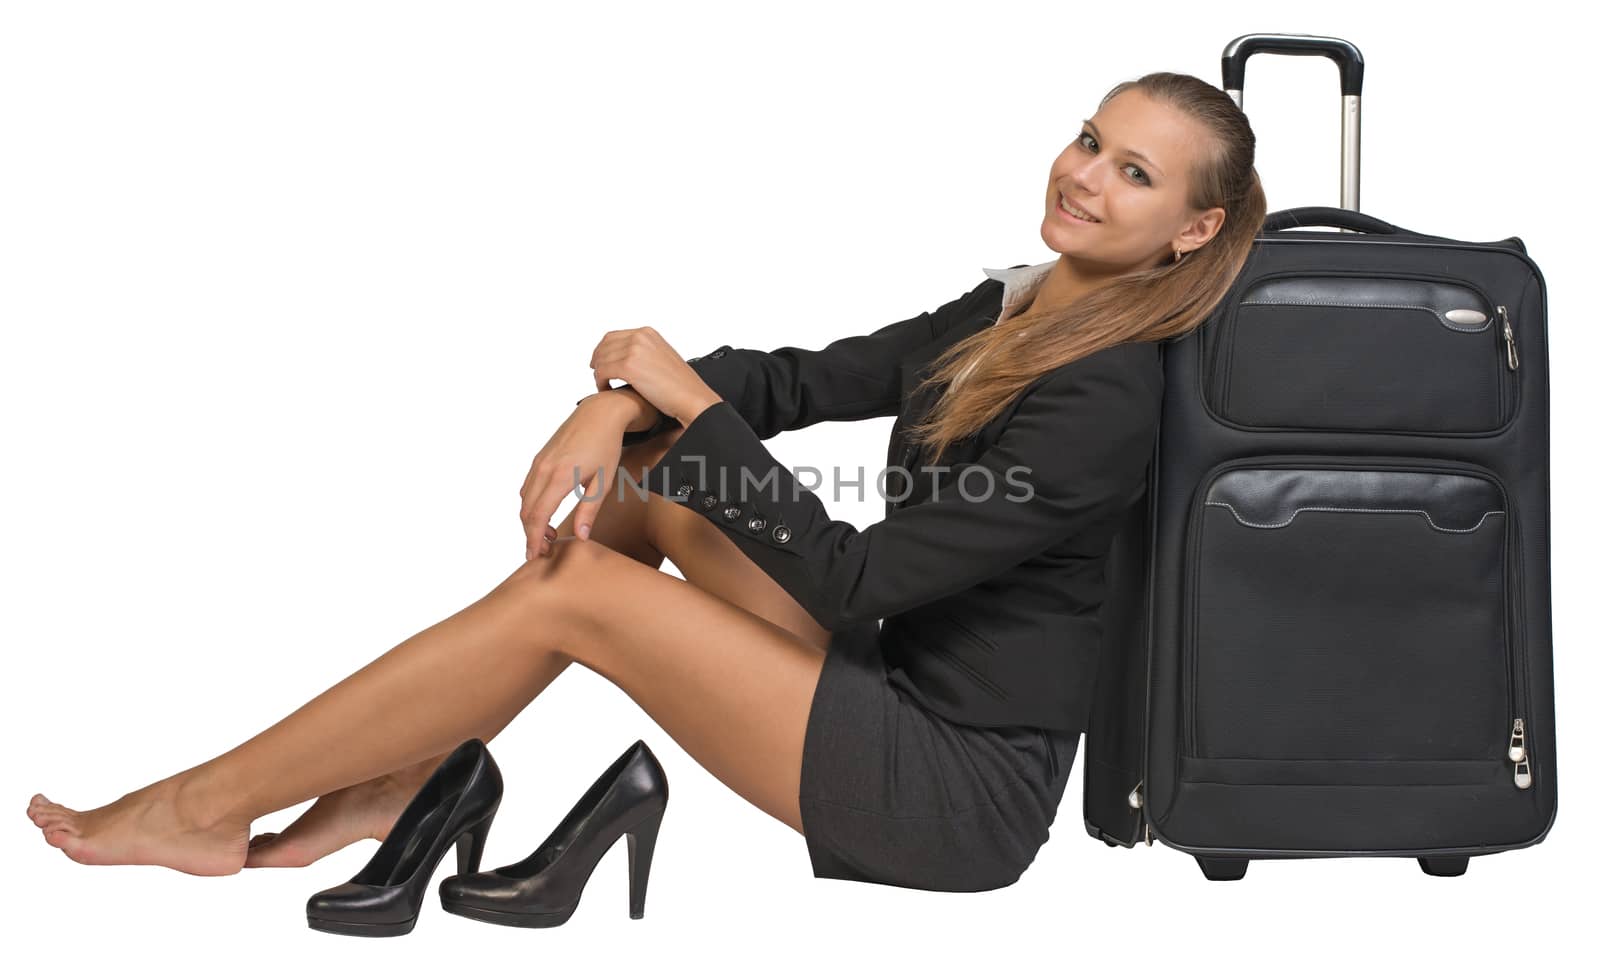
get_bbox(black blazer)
[632,272,1164,733]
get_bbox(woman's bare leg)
[237,433,679,867]
[27,428,836,875]
[242,426,833,867]
[30,433,668,871]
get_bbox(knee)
[492,535,617,617]
[517,532,614,576]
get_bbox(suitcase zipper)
[1497,304,1520,371]
[1181,454,1531,785]
[1507,717,1532,789]
[1505,496,1534,789]
[1125,779,1153,846]
[1205,270,1520,432]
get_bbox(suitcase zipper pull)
[1508,717,1533,789]
[1506,716,1526,763]
[1498,305,1519,371]
[1124,779,1155,845]
[1127,779,1154,845]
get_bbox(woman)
[27,72,1265,891]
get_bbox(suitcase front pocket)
[1204,272,1520,434]
[1181,458,1531,788]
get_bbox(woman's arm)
[575,278,993,442]
[681,279,990,439]
[641,343,1164,632]
[575,386,680,447]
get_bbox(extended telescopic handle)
[1221,33,1366,216]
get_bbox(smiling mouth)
[1056,193,1100,223]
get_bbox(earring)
[1172,247,1184,264]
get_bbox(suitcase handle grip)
[1221,33,1365,96]
[1220,34,1365,217]
[1262,206,1416,236]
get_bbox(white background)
[3,0,1591,954]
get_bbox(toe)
[243,834,283,867]
[41,815,79,835]
[44,827,77,851]
[245,840,303,868]
[53,832,94,865]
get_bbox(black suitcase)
[1082,33,1557,880]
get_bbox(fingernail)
[578,523,591,539]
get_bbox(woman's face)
[1042,88,1224,274]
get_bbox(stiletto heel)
[625,806,665,919]
[439,739,669,927]
[305,739,504,937]
[455,805,498,876]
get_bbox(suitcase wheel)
[1417,856,1471,877]
[1195,856,1250,881]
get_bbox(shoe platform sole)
[440,897,582,928]
[306,914,419,937]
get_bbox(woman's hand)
[519,327,721,560]
[589,326,721,427]
[518,394,638,560]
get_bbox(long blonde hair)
[903,71,1267,465]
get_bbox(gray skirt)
[797,619,1079,892]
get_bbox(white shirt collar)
[949,259,1057,393]
[981,260,1057,323]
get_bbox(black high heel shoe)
[306,738,503,937]
[438,739,668,927]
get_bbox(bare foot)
[242,758,439,868]
[26,776,248,876]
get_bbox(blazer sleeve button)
[771,525,792,544]
[721,505,742,521]
[675,483,694,498]
[746,516,766,533]
[699,492,719,510]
